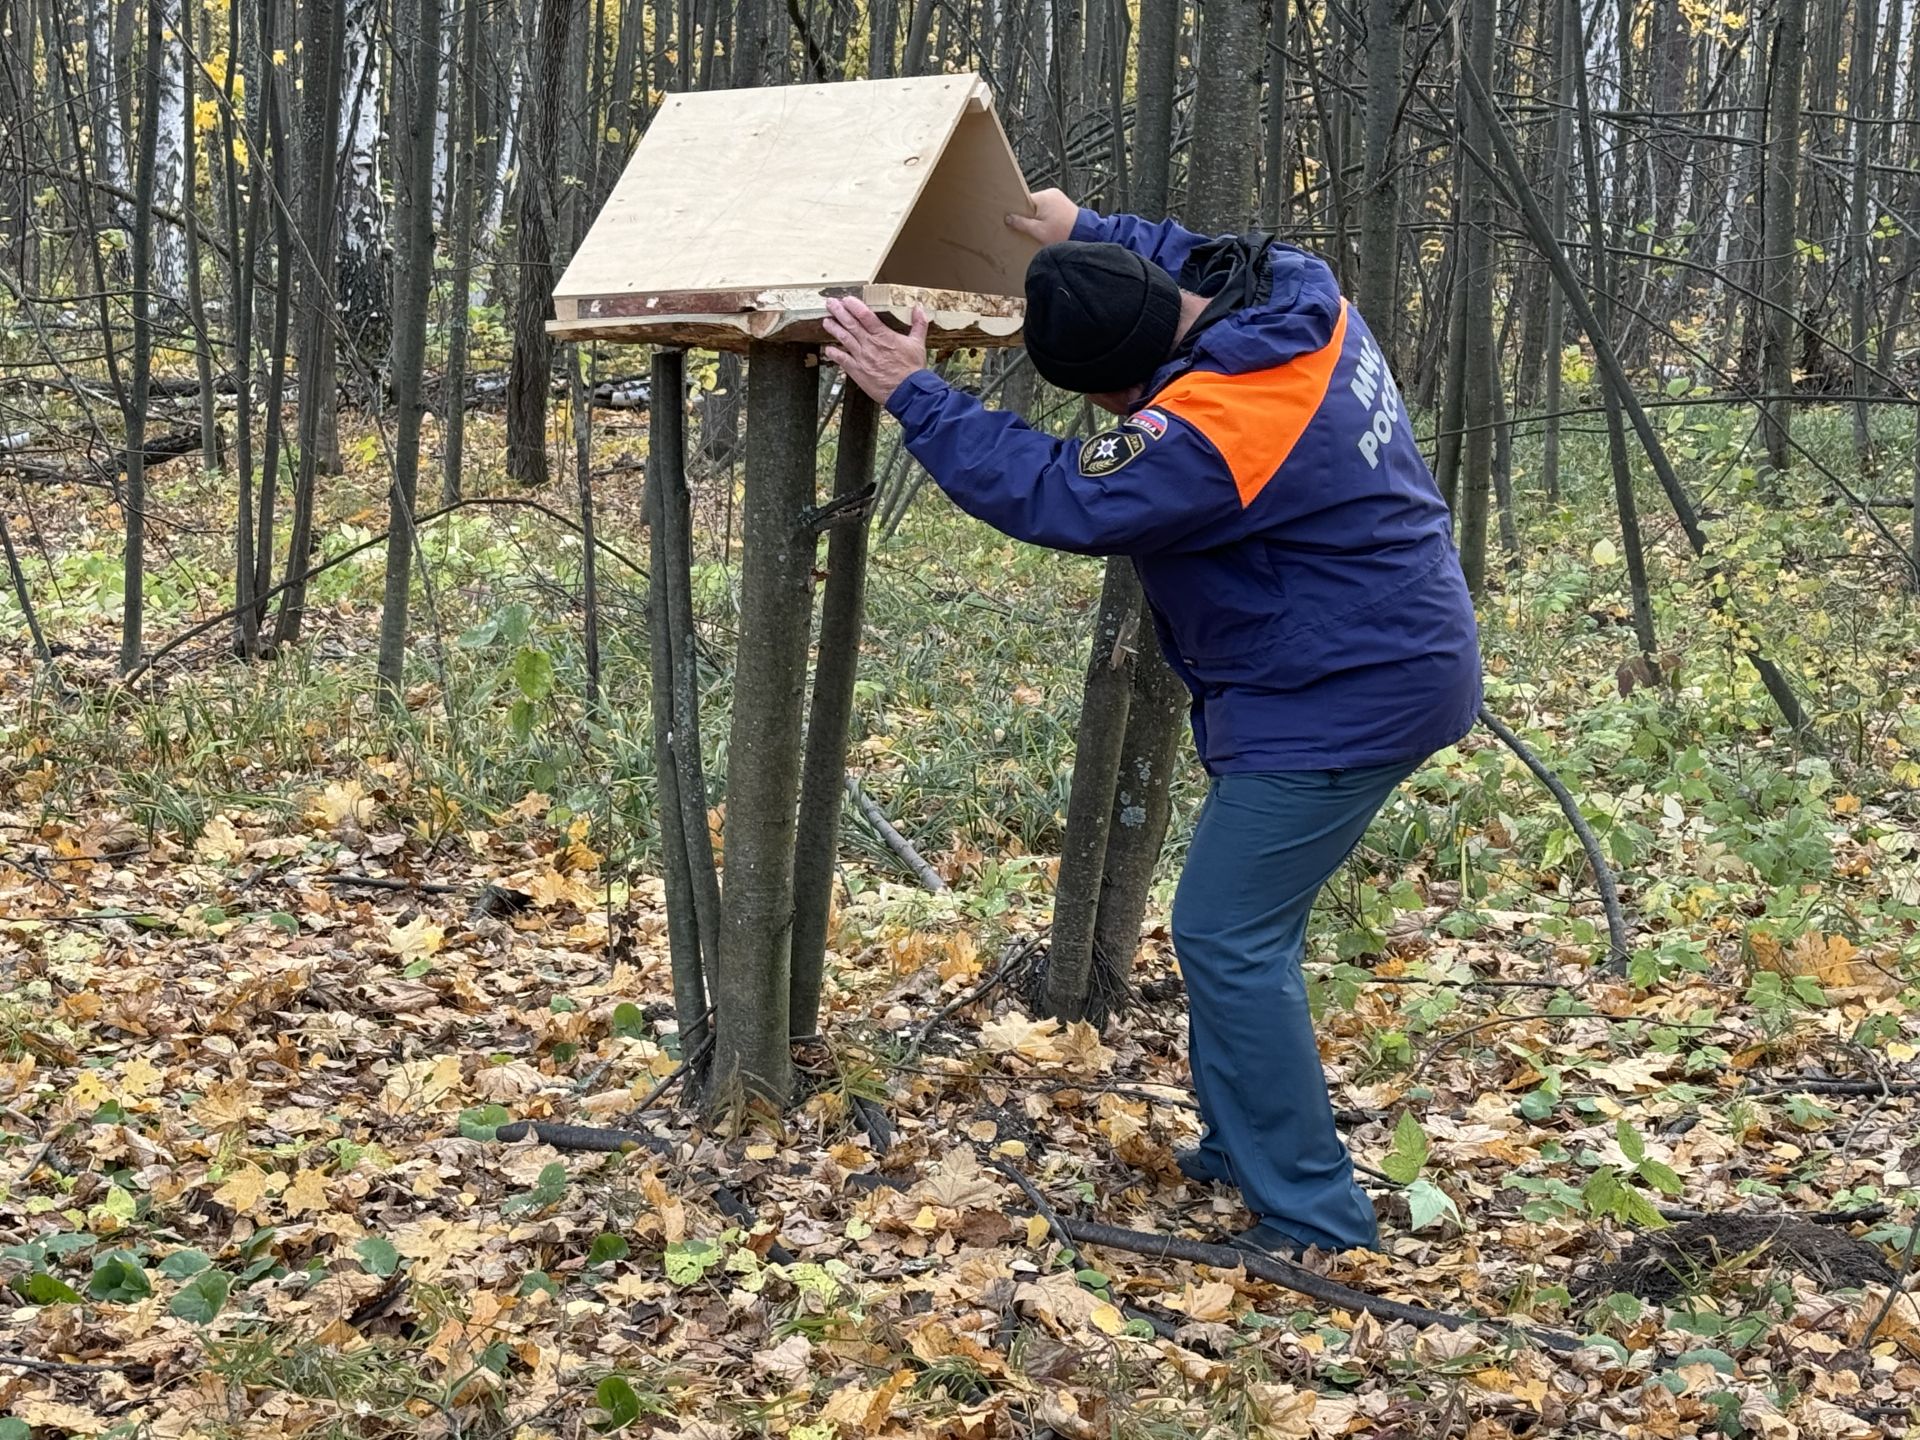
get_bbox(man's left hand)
[822,297,930,405]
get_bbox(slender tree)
[373,0,444,702]
[120,0,167,674]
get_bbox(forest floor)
[2,393,1920,1439]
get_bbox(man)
[822,190,1481,1258]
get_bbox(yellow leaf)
[1025,1214,1052,1247]
[117,1056,163,1098]
[978,1014,1063,1062]
[194,814,247,863]
[284,1167,332,1216]
[212,1163,277,1215]
[70,1070,112,1108]
[1088,1301,1126,1335]
[1179,1279,1238,1323]
[13,1397,109,1433]
[313,778,374,827]
[388,915,445,959]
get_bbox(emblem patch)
[1126,408,1169,440]
[1079,428,1147,478]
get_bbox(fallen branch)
[317,872,463,896]
[1753,1076,1920,1096]
[1478,705,1630,969]
[845,775,948,893]
[0,1352,151,1375]
[990,1159,1582,1353]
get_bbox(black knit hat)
[1022,241,1183,394]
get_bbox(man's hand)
[1006,187,1078,247]
[822,297,930,406]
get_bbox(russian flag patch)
[1125,408,1169,440]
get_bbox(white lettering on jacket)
[1348,333,1405,470]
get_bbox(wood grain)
[548,283,1025,352]
[552,73,1036,350]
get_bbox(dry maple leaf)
[283,1167,332,1216]
[193,814,246,863]
[387,914,445,959]
[754,1333,813,1384]
[978,1013,1063,1062]
[311,779,375,828]
[917,1149,1001,1211]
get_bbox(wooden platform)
[550,74,1035,350]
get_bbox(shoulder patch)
[1079,428,1147,478]
[1125,407,1169,440]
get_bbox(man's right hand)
[1006,188,1079,247]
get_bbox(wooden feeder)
[548,72,1037,351]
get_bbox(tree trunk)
[275,0,345,648]
[789,389,879,1039]
[648,350,722,1074]
[710,345,819,1110]
[337,0,388,402]
[149,0,186,298]
[1134,0,1179,216]
[1043,561,1145,1022]
[507,0,575,487]
[1541,0,1574,500]
[374,0,443,703]
[1457,0,1495,597]
[444,0,481,501]
[1358,0,1400,355]
[1188,0,1263,231]
[1760,0,1808,473]
[120,0,165,674]
[1851,0,1880,466]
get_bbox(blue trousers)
[1171,763,1416,1252]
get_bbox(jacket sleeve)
[1070,207,1212,278]
[884,370,1258,557]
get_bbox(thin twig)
[906,935,1041,1060]
[1863,1206,1920,1345]
[1479,705,1631,969]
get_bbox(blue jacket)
[884,208,1482,774]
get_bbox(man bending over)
[822,190,1481,1258]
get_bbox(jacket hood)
[1146,244,1345,396]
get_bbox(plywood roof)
[551,73,1037,349]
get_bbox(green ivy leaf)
[1636,1159,1685,1197]
[459,1103,512,1141]
[611,1002,646,1039]
[504,1163,570,1216]
[168,1268,232,1324]
[21,1271,82,1305]
[594,1375,642,1432]
[1615,1118,1646,1165]
[159,1248,213,1279]
[1406,1177,1460,1232]
[355,1237,401,1277]
[1381,1110,1430,1185]
[663,1239,723,1286]
[86,1251,152,1302]
[587,1233,630,1267]
[0,1418,32,1440]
